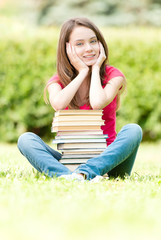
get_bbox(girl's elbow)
[90,100,110,110]
[50,100,64,111]
[50,103,58,111]
[90,95,110,110]
[52,106,60,111]
[52,104,64,111]
[90,102,102,110]
[92,106,101,110]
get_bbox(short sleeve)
[103,65,125,84]
[47,74,64,88]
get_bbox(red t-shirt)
[48,65,125,145]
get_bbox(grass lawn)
[0,141,161,240]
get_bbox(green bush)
[0,23,161,142]
[0,24,58,142]
[106,28,161,140]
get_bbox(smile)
[83,54,95,59]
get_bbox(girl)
[18,17,142,181]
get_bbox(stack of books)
[52,110,108,171]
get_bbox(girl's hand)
[66,43,89,73]
[92,42,106,69]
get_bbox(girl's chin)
[83,59,97,66]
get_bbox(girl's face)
[69,26,100,66]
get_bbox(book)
[55,134,108,140]
[60,159,88,164]
[61,148,105,157]
[51,109,107,168]
[57,142,107,150]
[54,110,102,117]
[51,125,103,132]
[53,115,103,122]
[61,154,99,159]
[56,130,105,136]
[52,138,106,144]
[61,150,105,155]
[52,120,104,127]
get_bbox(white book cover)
[52,138,107,144]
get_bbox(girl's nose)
[85,43,93,51]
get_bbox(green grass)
[0,142,161,240]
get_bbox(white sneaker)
[90,175,109,183]
[59,173,85,182]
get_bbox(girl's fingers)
[99,42,106,57]
[72,46,81,63]
[67,44,76,60]
[99,42,106,63]
[66,43,71,58]
[71,46,77,58]
[66,43,75,64]
[72,46,82,63]
[92,42,106,68]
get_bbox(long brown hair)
[45,17,109,108]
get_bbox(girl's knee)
[122,123,143,143]
[130,124,142,142]
[17,132,38,150]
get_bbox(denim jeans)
[17,123,142,180]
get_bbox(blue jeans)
[17,124,142,180]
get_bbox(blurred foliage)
[0,19,161,142]
[110,28,161,140]
[34,0,161,27]
[1,0,161,27]
[0,18,58,142]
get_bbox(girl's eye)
[91,39,97,44]
[76,42,83,46]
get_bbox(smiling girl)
[18,17,142,181]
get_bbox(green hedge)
[0,24,161,142]
[107,28,161,141]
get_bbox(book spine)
[52,121,104,127]
[61,154,100,159]
[52,139,107,144]
[55,134,108,139]
[57,143,107,150]
[60,159,88,164]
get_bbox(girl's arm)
[48,69,88,111]
[48,43,89,111]
[89,43,125,109]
